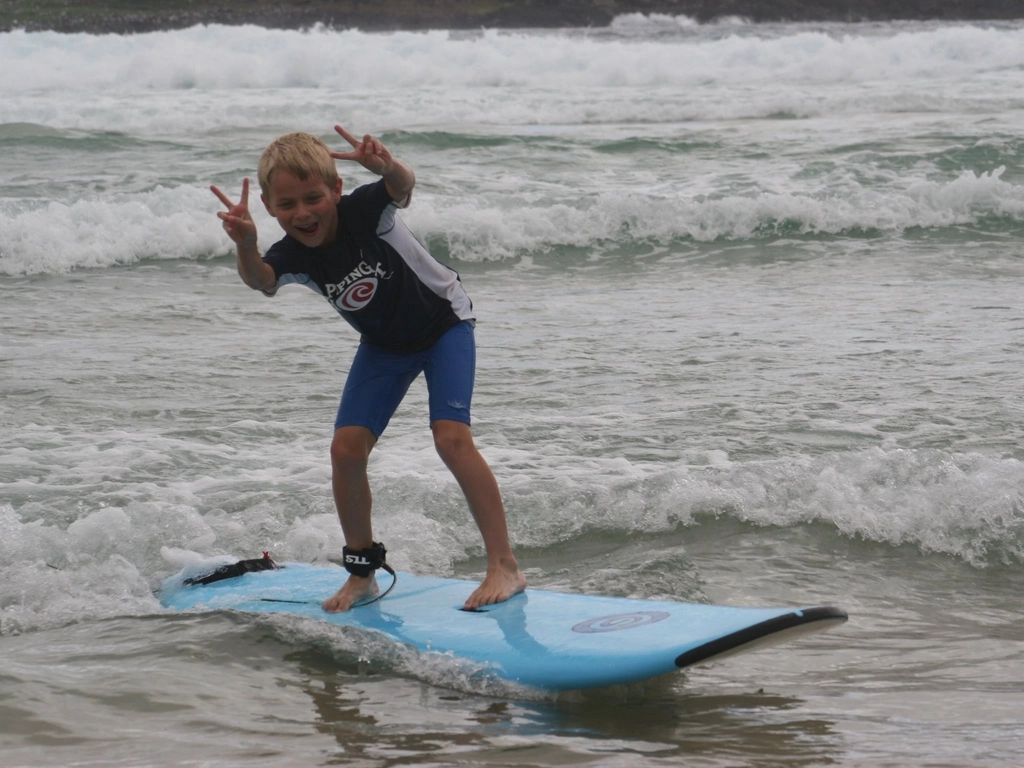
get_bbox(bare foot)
[463,560,527,611]
[322,574,378,612]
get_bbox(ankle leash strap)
[342,541,397,606]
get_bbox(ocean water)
[2,14,1024,767]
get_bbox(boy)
[211,126,526,612]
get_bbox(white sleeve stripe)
[379,218,475,321]
[376,202,398,236]
[277,272,324,296]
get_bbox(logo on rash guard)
[338,277,378,310]
[324,260,389,312]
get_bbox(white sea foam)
[609,13,705,33]
[3,23,1023,96]
[2,165,1019,275]
[0,187,219,275]
[415,165,1023,256]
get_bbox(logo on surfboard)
[571,611,670,633]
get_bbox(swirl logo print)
[338,277,378,310]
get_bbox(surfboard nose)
[674,605,848,669]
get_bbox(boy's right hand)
[211,179,257,246]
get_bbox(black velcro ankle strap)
[343,542,388,577]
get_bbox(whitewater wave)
[0,185,231,276]
[503,446,1024,568]
[1,22,1023,95]
[2,166,1020,275]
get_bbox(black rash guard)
[262,179,475,354]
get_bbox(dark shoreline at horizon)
[2,0,1022,35]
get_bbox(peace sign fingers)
[211,177,249,212]
[330,125,392,174]
[334,124,361,150]
[210,178,257,246]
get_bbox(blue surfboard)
[160,561,846,690]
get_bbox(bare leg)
[322,425,380,612]
[432,419,526,610]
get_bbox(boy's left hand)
[331,125,394,176]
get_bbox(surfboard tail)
[181,552,281,586]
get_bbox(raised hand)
[211,178,258,246]
[330,125,395,176]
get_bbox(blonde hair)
[257,132,339,199]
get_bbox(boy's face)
[262,170,343,248]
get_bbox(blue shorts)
[335,321,475,437]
